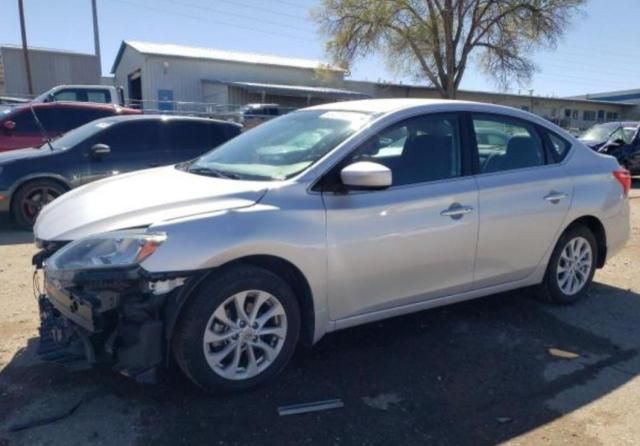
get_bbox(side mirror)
[90,143,111,158]
[341,161,392,190]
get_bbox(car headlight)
[46,231,166,271]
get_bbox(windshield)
[580,123,620,142]
[42,120,114,151]
[187,109,375,180]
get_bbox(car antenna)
[29,103,54,151]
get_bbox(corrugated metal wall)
[1,47,100,97]
[113,46,343,109]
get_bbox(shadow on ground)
[0,215,31,246]
[1,283,639,445]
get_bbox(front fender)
[142,190,330,342]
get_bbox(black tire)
[11,179,66,230]
[172,265,301,393]
[536,225,598,305]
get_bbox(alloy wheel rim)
[556,236,593,296]
[202,290,287,380]
[22,187,60,220]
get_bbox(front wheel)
[172,265,300,393]
[536,225,598,305]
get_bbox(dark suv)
[0,102,141,152]
[579,121,640,174]
[0,115,241,227]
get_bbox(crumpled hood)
[0,147,48,163]
[34,166,268,241]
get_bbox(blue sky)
[0,0,638,97]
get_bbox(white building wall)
[136,53,342,107]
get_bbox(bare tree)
[315,0,586,98]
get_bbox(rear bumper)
[604,199,631,262]
[36,263,190,383]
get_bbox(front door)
[471,113,572,288]
[323,112,479,321]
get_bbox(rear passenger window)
[473,115,545,173]
[545,131,571,162]
[167,121,213,153]
[65,108,113,130]
[87,90,111,104]
[53,90,79,101]
[211,123,237,147]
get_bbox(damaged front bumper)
[34,251,193,383]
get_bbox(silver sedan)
[33,99,631,393]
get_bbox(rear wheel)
[11,180,66,229]
[536,225,597,305]
[172,265,300,393]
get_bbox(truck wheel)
[172,265,300,393]
[536,225,597,305]
[11,180,65,229]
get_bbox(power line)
[217,0,310,21]
[112,0,316,42]
[160,0,314,34]
[270,0,313,10]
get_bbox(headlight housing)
[46,231,166,271]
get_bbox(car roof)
[307,98,457,114]
[92,114,240,126]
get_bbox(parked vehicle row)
[31,99,630,393]
[0,115,241,227]
[1,102,141,152]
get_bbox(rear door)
[85,120,164,182]
[471,113,572,288]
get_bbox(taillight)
[613,168,631,197]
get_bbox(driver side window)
[348,113,462,187]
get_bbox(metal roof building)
[110,40,367,112]
[0,45,100,97]
[109,40,636,130]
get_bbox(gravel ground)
[0,182,639,446]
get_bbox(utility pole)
[91,0,102,76]
[18,0,34,96]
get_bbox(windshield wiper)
[188,166,241,179]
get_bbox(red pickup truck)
[0,102,140,152]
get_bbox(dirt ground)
[1,182,639,446]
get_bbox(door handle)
[440,204,474,219]
[148,162,160,167]
[544,191,568,204]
